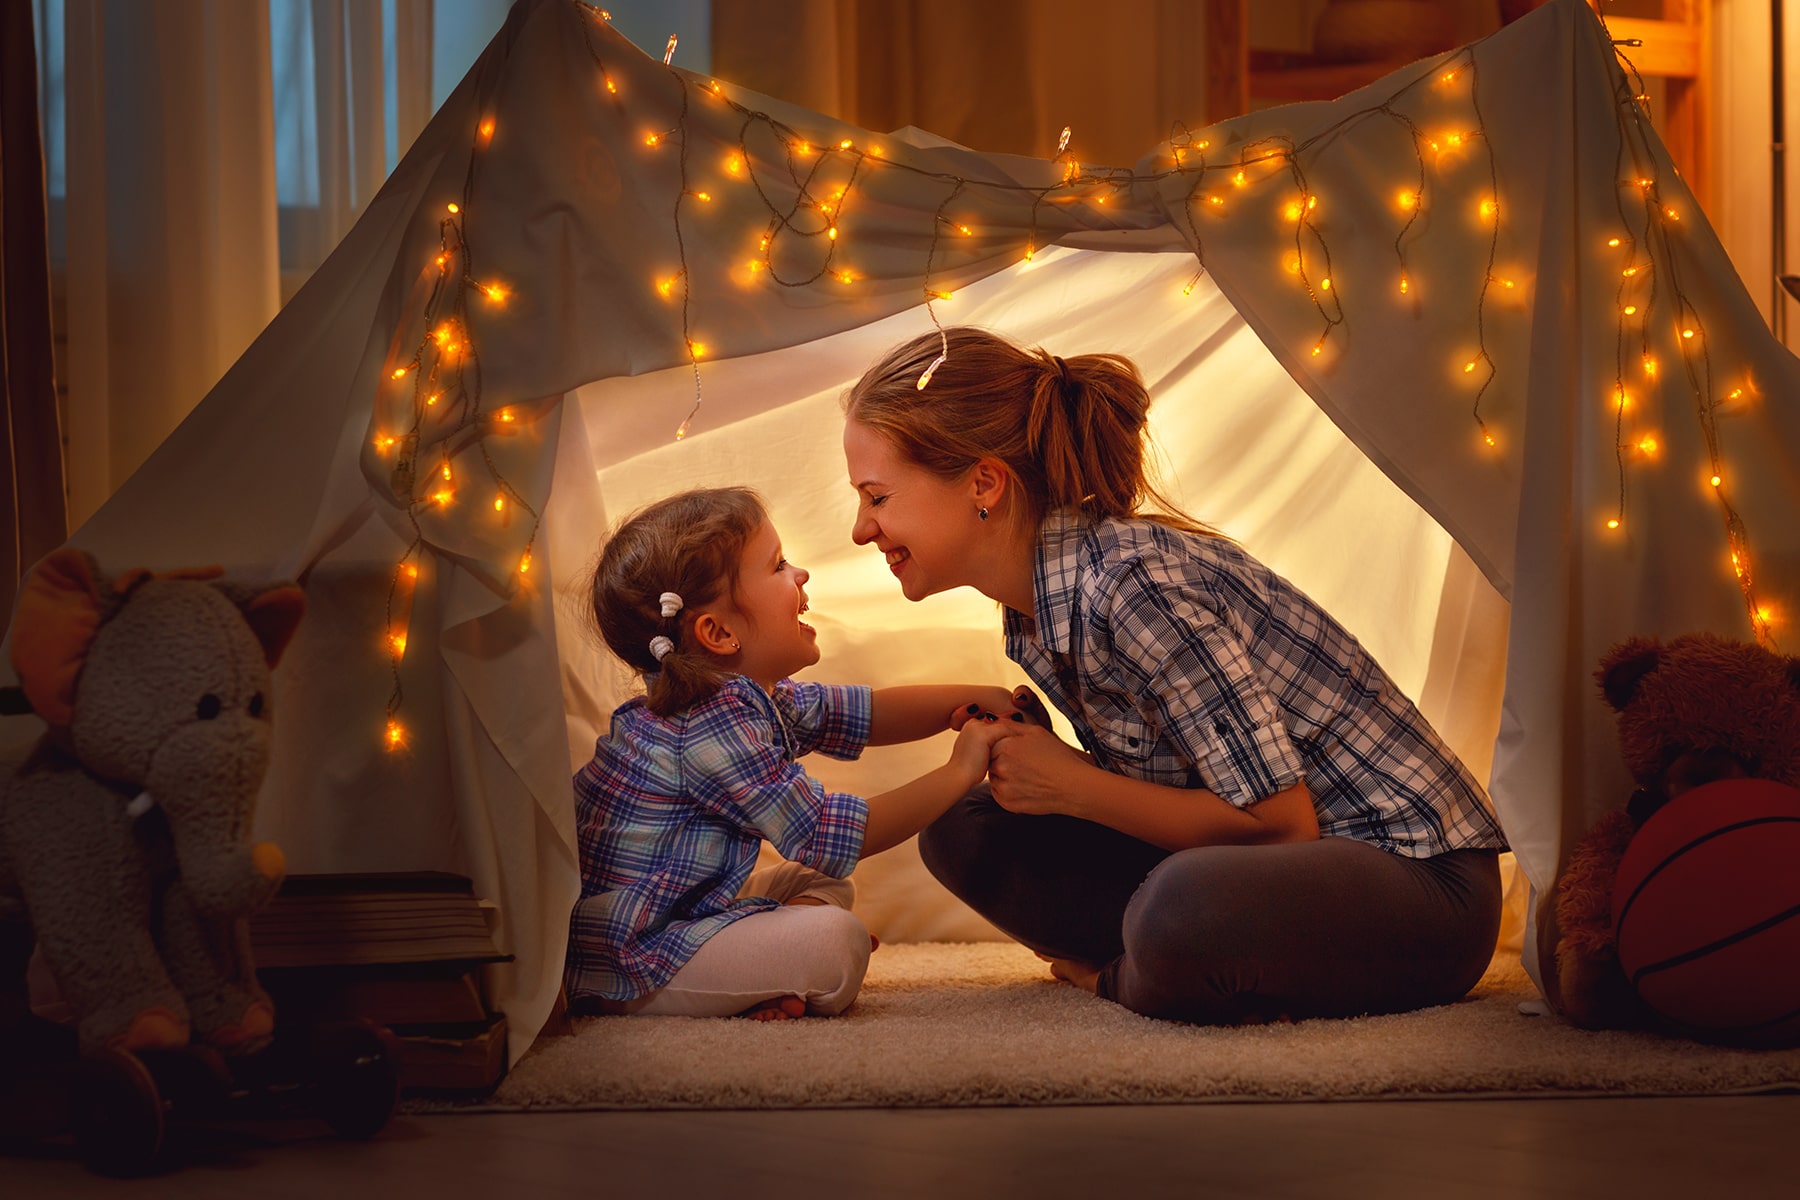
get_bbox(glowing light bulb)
[1643,356,1658,377]
[726,153,743,175]
[385,720,405,750]
[435,253,448,269]
[1483,432,1497,447]
[1622,266,1638,277]
[441,463,453,481]
[1607,237,1621,247]
[1637,435,1659,455]
[483,282,508,303]
[688,340,708,358]
[1283,200,1303,221]
[1665,207,1679,221]
[645,133,660,147]
[447,202,460,214]
[428,392,440,406]
[433,488,453,506]
[837,270,855,284]
[605,75,617,94]
[663,34,677,64]
[519,552,532,575]
[693,191,712,202]
[927,289,953,302]
[494,495,506,512]
[1711,474,1723,487]
[839,138,853,150]
[827,226,838,240]
[375,434,396,451]
[1233,170,1246,186]
[1623,305,1638,315]
[1463,359,1478,374]
[392,367,409,380]
[1397,190,1418,211]
[404,563,419,581]
[1320,277,1332,291]
[479,117,496,142]
[497,408,515,423]
[390,632,407,655]
[1399,274,1410,295]
[1681,328,1696,340]
[1479,198,1497,220]
[1606,517,1621,530]
[1057,126,1072,155]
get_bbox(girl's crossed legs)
[618,861,870,1020]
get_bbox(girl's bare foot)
[1047,957,1101,995]
[740,996,807,1021]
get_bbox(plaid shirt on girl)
[1003,512,1507,858]
[565,675,872,1002]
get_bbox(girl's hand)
[948,713,1022,781]
[987,724,1091,816]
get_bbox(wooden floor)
[6,1094,1797,1197]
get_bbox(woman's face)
[843,419,982,602]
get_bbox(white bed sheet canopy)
[26,0,1800,1061]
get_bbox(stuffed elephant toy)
[0,548,304,1056]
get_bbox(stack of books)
[252,871,512,1094]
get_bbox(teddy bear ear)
[8,548,105,727]
[1596,637,1662,712]
[241,585,307,669]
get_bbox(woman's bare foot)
[1047,957,1101,995]
[740,996,807,1021]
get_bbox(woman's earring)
[978,506,989,521]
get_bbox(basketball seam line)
[1613,814,1800,936]
[1627,900,1800,986]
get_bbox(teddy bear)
[1548,631,1800,1031]
[0,547,304,1056]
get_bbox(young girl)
[842,327,1508,1026]
[565,486,1022,1021]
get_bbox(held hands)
[947,712,1023,783]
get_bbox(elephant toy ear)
[242,586,307,668]
[9,548,105,727]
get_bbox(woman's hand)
[986,724,1093,816]
[948,685,1046,731]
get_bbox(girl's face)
[723,519,820,688]
[843,419,984,602]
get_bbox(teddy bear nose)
[1664,748,1755,798]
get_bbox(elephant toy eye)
[197,694,222,720]
[248,692,265,718]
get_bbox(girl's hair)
[843,327,1210,535]
[589,486,767,717]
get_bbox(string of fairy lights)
[366,0,1780,749]
[1600,24,1774,648]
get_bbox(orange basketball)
[1612,778,1800,1046]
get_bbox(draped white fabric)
[20,0,1800,1061]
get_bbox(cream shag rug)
[465,943,1800,1111]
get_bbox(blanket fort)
[17,0,1798,1065]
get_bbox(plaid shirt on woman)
[1003,512,1507,858]
[565,675,872,1002]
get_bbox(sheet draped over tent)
[14,0,1797,1060]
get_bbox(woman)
[841,326,1508,1024]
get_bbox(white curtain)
[55,0,506,531]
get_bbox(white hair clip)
[659,592,684,618]
[649,635,675,662]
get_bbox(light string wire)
[373,2,1778,748]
